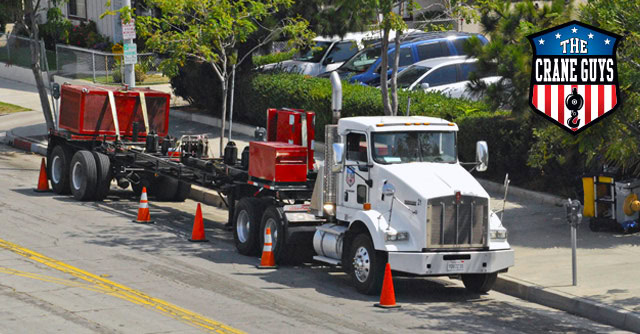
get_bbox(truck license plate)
[447,261,464,272]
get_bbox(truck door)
[343,132,370,210]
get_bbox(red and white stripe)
[532,85,617,130]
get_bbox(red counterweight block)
[249,142,308,183]
[266,108,315,170]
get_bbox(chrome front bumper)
[388,249,514,276]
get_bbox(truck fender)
[347,210,388,251]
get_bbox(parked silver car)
[396,56,501,101]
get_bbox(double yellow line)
[0,238,244,334]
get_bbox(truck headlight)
[323,203,335,216]
[490,229,508,241]
[385,231,409,241]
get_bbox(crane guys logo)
[528,21,621,134]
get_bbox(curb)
[1,131,48,156]
[495,276,640,333]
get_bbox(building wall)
[53,0,119,43]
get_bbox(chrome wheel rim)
[353,246,370,283]
[264,218,278,252]
[51,155,62,184]
[71,161,83,191]
[236,210,250,243]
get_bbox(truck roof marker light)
[448,123,455,126]
[423,122,430,125]
[363,203,371,211]
[404,122,412,126]
[376,123,385,127]
[414,123,422,125]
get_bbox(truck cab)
[313,116,514,294]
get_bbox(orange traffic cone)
[33,158,50,192]
[132,187,154,224]
[257,227,277,269]
[189,203,208,242]
[374,263,400,308]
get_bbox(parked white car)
[396,56,502,101]
[262,30,417,76]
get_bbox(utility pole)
[122,0,136,87]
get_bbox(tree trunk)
[390,30,402,116]
[219,78,228,157]
[380,27,392,116]
[25,0,54,131]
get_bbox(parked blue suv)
[324,32,488,86]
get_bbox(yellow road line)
[0,239,244,334]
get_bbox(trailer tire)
[349,233,386,295]
[173,181,191,202]
[92,152,112,201]
[48,144,73,194]
[462,273,497,294]
[69,150,98,201]
[233,198,264,256]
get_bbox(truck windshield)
[371,131,457,164]
[294,41,332,62]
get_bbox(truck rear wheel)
[69,150,98,201]
[259,205,295,264]
[233,198,264,255]
[92,152,112,201]
[48,144,73,194]
[349,233,386,295]
[462,273,497,294]
[154,176,179,201]
[174,181,191,202]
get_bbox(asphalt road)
[0,144,628,334]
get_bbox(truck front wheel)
[348,233,386,295]
[462,273,497,294]
[233,198,264,256]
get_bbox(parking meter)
[565,198,582,286]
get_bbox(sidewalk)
[0,76,638,332]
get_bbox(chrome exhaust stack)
[330,71,342,124]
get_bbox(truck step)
[313,255,341,266]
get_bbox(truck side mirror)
[476,141,489,172]
[331,143,344,172]
[382,182,396,197]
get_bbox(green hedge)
[172,70,579,196]
[252,49,297,67]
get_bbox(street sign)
[122,19,136,40]
[123,43,137,65]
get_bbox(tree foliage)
[464,0,573,112]
[127,0,312,153]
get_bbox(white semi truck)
[47,73,513,296]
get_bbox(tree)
[125,0,312,154]
[376,0,414,116]
[464,0,573,112]
[3,0,56,131]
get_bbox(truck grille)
[427,195,488,248]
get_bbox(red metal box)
[58,84,170,138]
[266,108,315,170]
[249,141,308,183]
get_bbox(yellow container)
[583,176,595,217]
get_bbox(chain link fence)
[0,33,56,70]
[55,44,166,85]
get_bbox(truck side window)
[346,133,368,162]
[357,185,367,203]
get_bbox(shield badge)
[527,21,621,134]
[346,167,355,187]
